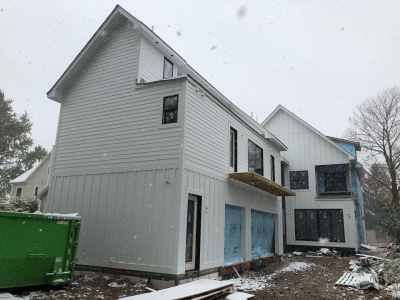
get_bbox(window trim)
[289,170,309,190]
[294,209,345,242]
[16,187,22,198]
[162,94,179,125]
[163,57,174,79]
[230,127,237,172]
[270,155,275,182]
[248,139,263,176]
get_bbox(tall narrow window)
[162,95,179,124]
[34,186,39,196]
[163,57,174,79]
[16,187,22,198]
[248,140,263,176]
[270,155,275,182]
[230,127,237,172]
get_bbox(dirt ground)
[5,255,393,299]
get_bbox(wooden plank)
[119,279,234,300]
[229,172,296,196]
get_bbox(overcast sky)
[1,0,400,151]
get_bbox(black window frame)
[162,95,179,124]
[230,127,237,172]
[270,155,275,182]
[294,209,345,242]
[34,186,39,196]
[248,140,263,176]
[290,170,309,190]
[163,57,174,79]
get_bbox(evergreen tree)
[0,90,48,198]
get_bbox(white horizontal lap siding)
[54,29,184,173]
[48,168,181,273]
[139,37,163,82]
[184,82,280,182]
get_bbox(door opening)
[185,194,202,271]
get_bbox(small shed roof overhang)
[229,172,296,196]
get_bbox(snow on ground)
[108,281,128,288]
[230,261,316,292]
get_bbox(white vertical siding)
[179,168,279,273]
[48,168,181,273]
[264,109,358,250]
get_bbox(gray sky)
[1,0,400,151]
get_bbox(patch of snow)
[108,281,128,288]
[231,262,315,292]
[386,283,400,299]
[320,248,331,255]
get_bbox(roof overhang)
[229,172,296,196]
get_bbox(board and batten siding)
[179,168,280,273]
[49,168,181,273]
[264,109,358,250]
[48,23,187,274]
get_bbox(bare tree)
[347,87,400,206]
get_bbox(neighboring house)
[9,152,52,212]
[46,6,295,284]
[262,105,366,254]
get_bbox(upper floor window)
[230,128,237,172]
[163,57,174,79]
[162,95,178,124]
[16,187,22,198]
[290,171,309,189]
[316,164,350,197]
[325,171,347,192]
[34,186,39,196]
[270,155,275,182]
[248,140,263,176]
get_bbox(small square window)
[163,57,174,79]
[162,95,179,124]
[290,171,309,189]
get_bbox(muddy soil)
[5,256,392,299]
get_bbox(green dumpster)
[0,211,81,288]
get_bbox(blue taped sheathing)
[224,205,244,266]
[251,210,275,259]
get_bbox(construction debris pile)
[336,244,400,299]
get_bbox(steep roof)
[262,105,357,161]
[47,5,287,151]
[10,152,51,184]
